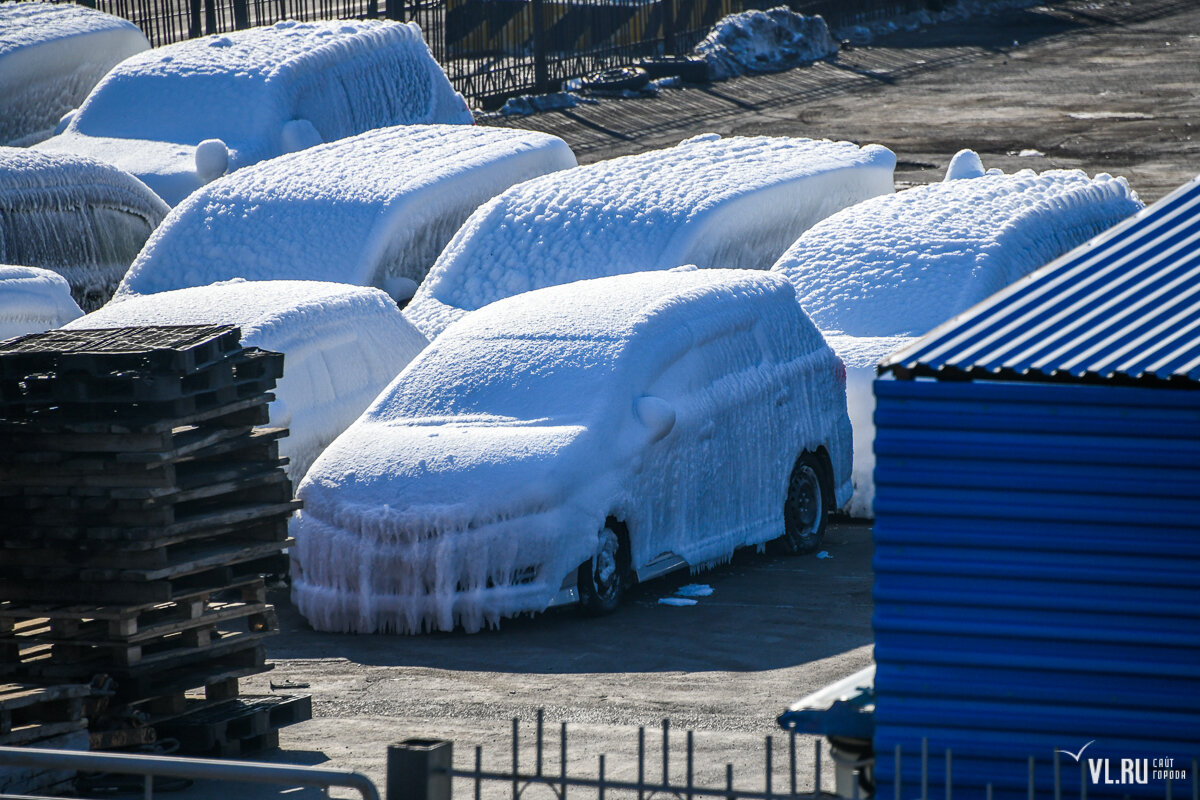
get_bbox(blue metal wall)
[872,377,1200,799]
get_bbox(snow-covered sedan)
[35,20,472,206]
[292,268,853,634]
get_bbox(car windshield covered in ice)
[35,20,473,206]
[292,268,853,635]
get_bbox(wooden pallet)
[0,683,91,744]
[0,392,272,440]
[0,727,88,796]
[153,694,311,756]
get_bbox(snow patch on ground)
[693,7,837,80]
[115,125,576,301]
[0,265,83,341]
[659,597,698,607]
[675,584,714,598]
[0,147,169,311]
[405,134,895,338]
[294,269,852,634]
[497,92,599,117]
[0,2,148,146]
[65,280,427,481]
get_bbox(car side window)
[647,326,764,400]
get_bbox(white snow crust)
[34,20,472,206]
[404,134,896,338]
[0,264,83,341]
[293,268,853,634]
[771,166,1143,337]
[773,161,1143,518]
[0,2,148,147]
[64,279,427,481]
[0,147,169,311]
[114,125,576,301]
[693,7,837,80]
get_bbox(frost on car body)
[0,2,149,147]
[771,156,1144,517]
[63,279,427,481]
[403,134,896,339]
[0,265,82,341]
[34,20,473,206]
[293,268,853,634]
[0,147,169,311]
[113,125,576,303]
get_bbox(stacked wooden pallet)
[0,682,92,795]
[0,324,310,758]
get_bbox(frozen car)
[771,150,1143,517]
[35,20,473,206]
[64,280,428,482]
[0,2,149,146]
[114,125,576,303]
[0,265,82,341]
[292,268,853,634]
[0,147,169,311]
[404,134,895,338]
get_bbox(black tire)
[772,453,829,555]
[581,67,650,92]
[578,524,629,615]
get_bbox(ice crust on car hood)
[114,125,576,301]
[0,2,149,146]
[403,134,896,338]
[294,268,853,634]
[34,20,472,205]
[0,264,83,340]
[64,279,427,481]
[771,164,1143,337]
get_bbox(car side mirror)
[282,118,322,154]
[634,395,675,441]
[54,109,76,135]
[195,138,229,183]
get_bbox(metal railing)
[0,744,381,800]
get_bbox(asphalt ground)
[155,2,1199,797]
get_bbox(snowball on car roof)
[0,2,148,146]
[771,165,1143,337]
[0,264,83,341]
[403,134,896,338]
[64,279,428,481]
[114,125,576,301]
[0,147,169,309]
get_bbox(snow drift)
[0,147,169,311]
[0,265,83,341]
[772,156,1143,517]
[404,134,896,338]
[64,279,427,481]
[35,20,473,206]
[693,7,838,80]
[114,125,576,302]
[294,268,852,634]
[0,2,149,147]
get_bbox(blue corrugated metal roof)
[880,174,1200,386]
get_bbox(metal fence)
[60,0,939,106]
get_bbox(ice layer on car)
[293,268,853,635]
[0,264,83,341]
[771,158,1143,518]
[114,125,577,301]
[64,279,428,481]
[403,134,896,338]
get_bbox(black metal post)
[531,0,549,93]
[387,739,453,800]
[661,0,675,56]
[203,0,217,35]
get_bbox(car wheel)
[578,524,628,615]
[773,453,828,555]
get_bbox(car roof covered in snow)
[403,134,895,338]
[0,146,168,223]
[770,164,1142,338]
[115,125,576,299]
[0,2,143,53]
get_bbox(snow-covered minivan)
[292,268,853,635]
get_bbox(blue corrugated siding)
[872,378,1200,799]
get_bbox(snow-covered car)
[0,265,82,341]
[114,125,576,304]
[0,147,169,311]
[404,134,895,338]
[771,150,1143,517]
[292,268,853,634]
[64,280,428,481]
[0,2,149,146]
[35,20,473,206]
